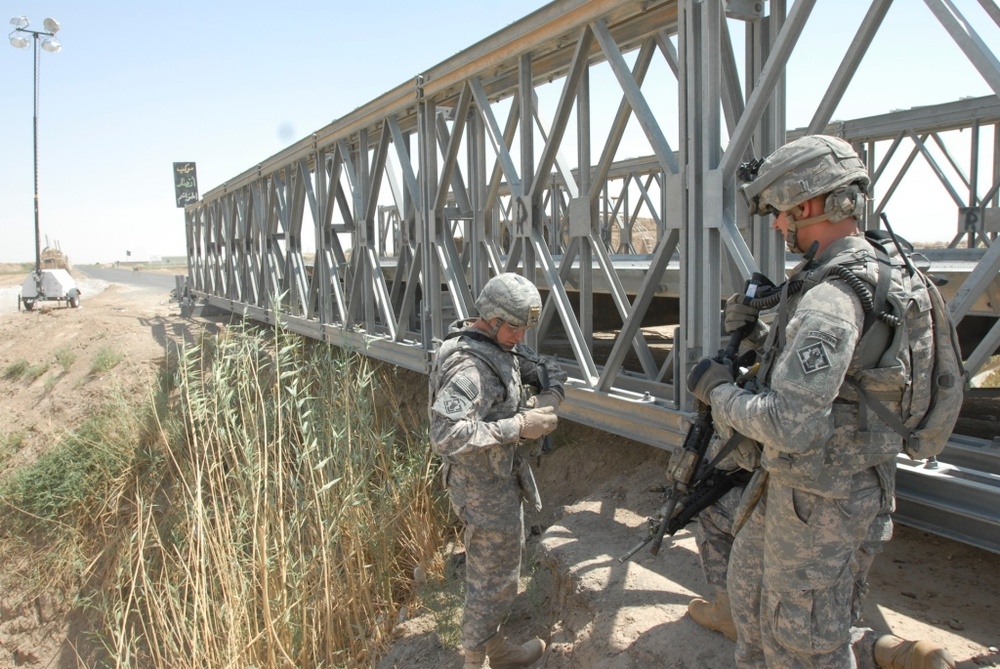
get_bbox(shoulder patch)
[805,330,840,347]
[453,375,479,400]
[432,391,474,420]
[797,342,831,374]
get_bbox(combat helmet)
[740,135,870,221]
[475,273,542,328]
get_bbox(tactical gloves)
[686,357,735,405]
[525,389,562,411]
[517,406,558,439]
[724,293,760,335]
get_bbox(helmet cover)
[475,273,542,328]
[740,135,870,216]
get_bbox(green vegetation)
[3,358,49,382]
[43,374,58,392]
[90,346,123,374]
[26,363,49,382]
[1,394,138,526]
[0,431,26,465]
[54,347,76,373]
[418,571,464,650]
[0,323,451,668]
[0,262,33,276]
[2,360,29,380]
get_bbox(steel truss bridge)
[182,0,1000,553]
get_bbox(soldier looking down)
[428,272,566,669]
[687,135,956,669]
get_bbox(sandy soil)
[0,269,997,669]
[379,420,1000,669]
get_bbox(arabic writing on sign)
[177,191,198,206]
[172,162,199,208]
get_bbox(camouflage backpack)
[840,230,967,460]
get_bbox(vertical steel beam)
[678,0,724,404]
[418,91,442,344]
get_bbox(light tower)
[9,15,62,286]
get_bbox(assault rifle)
[515,351,559,511]
[619,274,769,563]
[618,331,749,563]
[618,463,752,562]
[514,348,557,459]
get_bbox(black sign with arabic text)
[173,162,199,208]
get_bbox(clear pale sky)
[1,0,997,265]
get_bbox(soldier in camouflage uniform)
[429,273,566,669]
[686,135,955,669]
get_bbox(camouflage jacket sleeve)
[710,280,863,454]
[429,352,522,457]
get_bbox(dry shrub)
[87,323,450,668]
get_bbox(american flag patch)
[455,375,478,399]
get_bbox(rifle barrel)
[619,536,652,563]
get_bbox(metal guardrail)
[895,435,1000,554]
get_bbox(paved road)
[1,266,185,316]
[76,265,183,294]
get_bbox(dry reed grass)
[1,322,450,668]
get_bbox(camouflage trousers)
[696,479,892,622]
[695,483,742,590]
[448,465,525,652]
[728,469,885,669]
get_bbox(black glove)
[724,293,760,335]
[686,356,735,405]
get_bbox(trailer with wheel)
[18,269,82,311]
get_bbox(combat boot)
[485,633,545,669]
[464,647,489,669]
[688,589,737,641]
[874,635,955,669]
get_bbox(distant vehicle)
[39,245,72,273]
[19,269,81,311]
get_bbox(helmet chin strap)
[784,206,830,254]
[486,318,503,339]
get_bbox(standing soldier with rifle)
[429,272,567,669]
[688,293,894,643]
[686,135,956,669]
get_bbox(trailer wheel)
[22,298,34,312]
[69,296,80,308]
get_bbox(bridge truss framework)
[183,0,1000,552]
